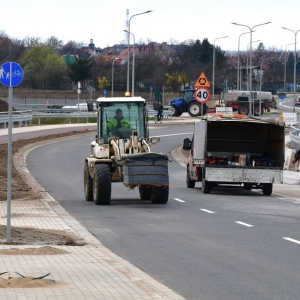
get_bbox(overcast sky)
[1,0,300,52]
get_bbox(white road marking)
[283,237,300,245]
[272,192,300,204]
[200,209,215,214]
[173,198,185,202]
[235,221,254,227]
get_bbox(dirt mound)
[0,225,86,246]
[0,99,8,112]
[0,274,64,288]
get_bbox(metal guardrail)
[0,111,33,128]
[32,112,97,125]
[290,122,300,149]
[147,109,173,119]
[0,108,173,129]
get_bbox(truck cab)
[169,88,208,117]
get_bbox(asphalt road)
[25,124,300,300]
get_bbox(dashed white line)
[173,198,185,202]
[283,237,300,245]
[200,209,215,214]
[235,221,254,227]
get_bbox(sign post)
[77,81,81,122]
[0,62,23,243]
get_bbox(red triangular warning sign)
[194,72,211,87]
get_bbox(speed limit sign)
[194,87,211,103]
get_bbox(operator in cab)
[108,108,130,130]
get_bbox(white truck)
[222,90,276,115]
[183,115,285,195]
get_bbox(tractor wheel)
[84,161,93,201]
[170,105,182,117]
[262,183,273,196]
[93,164,111,205]
[187,102,201,117]
[150,185,169,204]
[186,167,195,188]
[238,106,249,115]
[139,186,151,200]
[202,179,212,194]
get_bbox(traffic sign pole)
[6,87,13,243]
[0,62,24,243]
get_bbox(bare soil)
[0,275,65,288]
[0,97,94,250]
[0,129,93,245]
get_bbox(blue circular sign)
[0,62,24,87]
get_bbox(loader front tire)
[84,161,93,201]
[150,185,169,204]
[139,186,151,200]
[93,164,111,205]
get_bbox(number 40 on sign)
[194,87,211,104]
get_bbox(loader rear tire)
[150,185,169,204]
[139,186,151,200]
[93,164,111,205]
[84,161,93,201]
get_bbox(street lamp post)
[282,27,300,112]
[232,22,271,115]
[212,36,228,103]
[111,58,119,97]
[284,43,295,92]
[126,10,152,96]
[246,40,260,90]
[237,31,251,90]
[124,30,135,97]
[259,56,276,116]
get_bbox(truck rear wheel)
[139,186,151,200]
[202,179,212,194]
[188,102,202,117]
[262,183,273,196]
[150,185,169,204]
[186,167,195,188]
[238,106,249,115]
[170,105,182,117]
[84,161,93,201]
[93,164,111,205]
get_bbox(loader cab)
[95,97,148,143]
